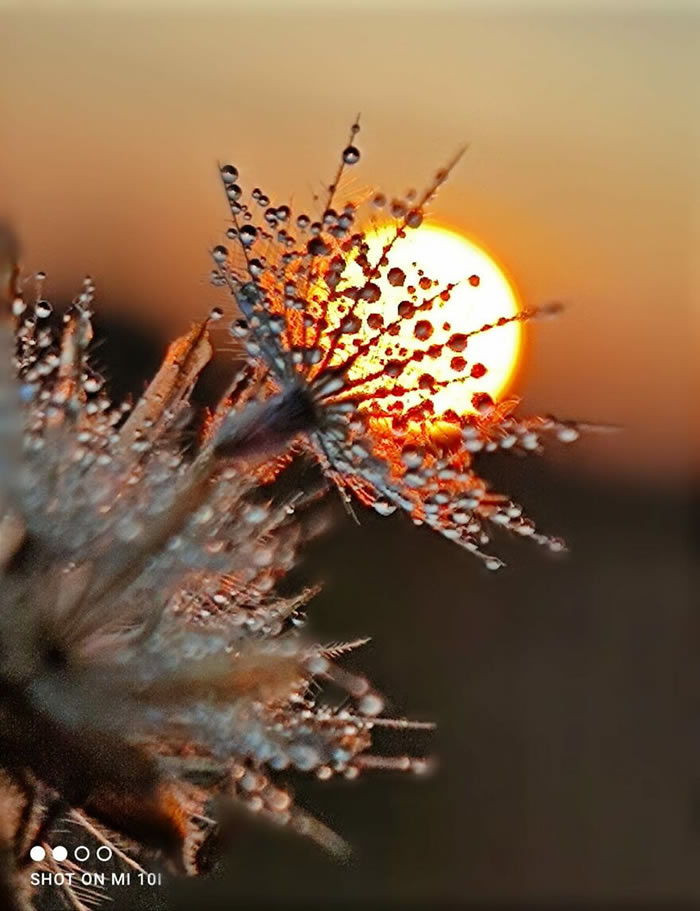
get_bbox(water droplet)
[359,282,381,303]
[472,392,494,414]
[342,145,360,165]
[323,208,338,226]
[239,225,258,247]
[83,376,101,393]
[267,788,292,811]
[414,320,433,341]
[248,258,264,277]
[212,245,228,263]
[447,333,468,352]
[548,536,566,552]
[220,164,239,184]
[358,692,383,716]
[387,267,405,287]
[35,300,53,318]
[193,504,214,525]
[289,744,321,772]
[557,425,580,443]
[307,237,330,257]
[340,314,361,334]
[401,445,424,469]
[231,318,249,338]
[406,209,423,229]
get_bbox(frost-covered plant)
[0,124,597,910]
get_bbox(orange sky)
[1,5,697,482]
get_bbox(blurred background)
[2,1,698,907]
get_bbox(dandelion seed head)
[212,123,607,569]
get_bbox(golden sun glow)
[343,224,522,418]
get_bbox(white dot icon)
[29,846,45,862]
[52,846,68,862]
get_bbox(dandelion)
[212,120,610,568]
[0,227,429,910]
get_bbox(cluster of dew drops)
[206,120,586,571]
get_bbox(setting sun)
[342,223,522,418]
